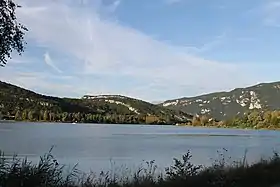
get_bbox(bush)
[1,149,280,187]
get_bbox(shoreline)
[1,150,280,187]
[1,120,279,131]
[179,124,279,131]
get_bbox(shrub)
[0,149,280,187]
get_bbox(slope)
[0,81,192,123]
[160,81,280,120]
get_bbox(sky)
[1,0,280,102]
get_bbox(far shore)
[1,120,279,131]
[176,123,279,131]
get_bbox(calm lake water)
[1,122,280,173]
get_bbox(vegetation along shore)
[1,150,280,187]
[1,81,280,129]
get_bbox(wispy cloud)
[165,0,183,5]
[0,69,78,97]
[43,52,62,73]
[185,32,228,54]
[8,57,33,64]
[108,0,121,12]
[250,0,280,27]
[263,1,280,27]
[0,0,272,101]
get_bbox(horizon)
[2,79,278,103]
[1,0,280,101]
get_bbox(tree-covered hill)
[160,81,280,120]
[0,81,192,124]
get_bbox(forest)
[2,109,170,125]
[189,110,280,129]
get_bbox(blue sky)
[1,0,280,101]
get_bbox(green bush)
[1,149,280,187]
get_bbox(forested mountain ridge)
[160,81,280,120]
[81,95,191,117]
[0,81,192,124]
[0,81,92,114]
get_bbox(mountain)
[3,79,280,124]
[81,95,190,118]
[160,81,280,120]
[0,81,192,123]
[0,81,90,114]
[79,95,193,122]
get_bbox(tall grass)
[0,149,280,187]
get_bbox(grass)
[1,149,280,187]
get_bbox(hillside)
[0,81,91,113]
[160,81,280,120]
[81,95,191,119]
[0,81,192,124]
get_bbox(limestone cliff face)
[160,81,280,120]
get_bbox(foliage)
[1,150,280,187]
[3,80,280,128]
[165,150,202,180]
[0,0,28,66]
[221,110,280,129]
[184,109,280,129]
[161,81,280,121]
[0,81,191,124]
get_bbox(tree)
[62,112,68,122]
[74,112,81,122]
[263,111,272,125]
[200,115,209,126]
[0,0,28,66]
[43,111,49,121]
[49,112,55,121]
[270,111,280,127]
[28,110,33,121]
[14,110,21,120]
[39,110,44,121]
[21,109,27,120]
[192,116,201,126]
[247,111,261,126]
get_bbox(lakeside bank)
[1,150,280,187]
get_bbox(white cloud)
[8,57,33,64]
[43,52,62,73]
[264,1,280,27]
[1,0,272,101]
[108,0,121,12]
[250,0,280,27]
[0,69,75,96]
[164,0,184,5]
[184,32,228,54]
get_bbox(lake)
[0,122,280,173]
